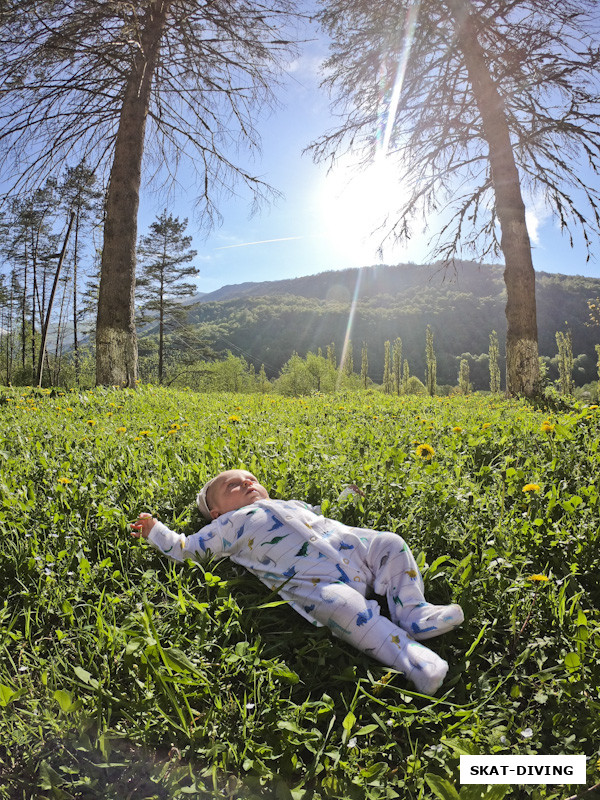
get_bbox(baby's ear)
[210,509,221,520]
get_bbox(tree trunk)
[73,207,80,385]
[447,0,539,397]
[95,1,169,387]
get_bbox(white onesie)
[147,499,457,694]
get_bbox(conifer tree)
[310,0,600,397]
[0,0,299,387]
[136,211,198,384]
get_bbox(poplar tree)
[402,359,410,393]
[0,0,299,387]
[458,358,471,394]
[382,339,393,393]
[310,0,600,397]
[327,342,336,368]
[425,325,436,397]
[556,329,574,396]
[488,330,501,394]
[361,341,369,389]
[393,337,402,395]
[342,340,354,375]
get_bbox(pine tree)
[0,1,300,387]
[136,210,198,384]
[310,1,600,396]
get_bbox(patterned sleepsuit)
[148,499,453,692]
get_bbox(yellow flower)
[228,415,241,423]
[139,430,151,437]
[452,426,463,433]
[416,444,435,460]
[87,419,96,426]
[481,423,491,430]
[541,422,554,433]
[522,483,540,493]
[170,423,180,430]
[115,427,127,434]
[589,405,598,410]
[529,574,549,582]
[57,477,72,485]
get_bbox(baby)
[131,469,464,695]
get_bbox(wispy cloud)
[215,236,303,250]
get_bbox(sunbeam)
[336,268,363,390]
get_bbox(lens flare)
[376,0,420,159]
[336,268,363,390]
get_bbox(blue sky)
[138,36,600,297]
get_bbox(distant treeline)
[172,262,600,391]
[3,260,600,394]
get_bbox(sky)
[138,33,600,298]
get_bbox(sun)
[316,154,408,266]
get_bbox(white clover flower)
[521,728,533,738]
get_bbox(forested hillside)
[164,261,600,389]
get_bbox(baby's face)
[207,470,269,518]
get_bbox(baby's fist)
[130,512,156,539]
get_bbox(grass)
[0,385,599,800]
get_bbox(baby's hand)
[130,512,156,539]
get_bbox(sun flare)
[317,155,408,266]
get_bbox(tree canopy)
[310,0,600,395]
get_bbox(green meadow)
[0,386,598,800]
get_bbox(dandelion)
[115,426,127,434]
[87,419,96,426]
[529,574,549,583]
[416,443,435,460]
[228,415,241,423]
[139,430,151,436]
[57,477,72,485]
[541,421,554,433]
[452,426,463,433]
[522,483,540,493]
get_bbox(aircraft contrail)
[215,236,302,250]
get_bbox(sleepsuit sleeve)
[147,519,229,564]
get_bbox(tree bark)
[95,1,169,387]
[447,0,540,397]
